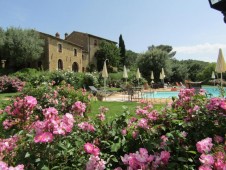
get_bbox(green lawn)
[0,93,165,121]
[0,92,20,109]
[89,101,164,121]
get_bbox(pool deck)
[103,87,175,104]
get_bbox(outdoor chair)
[88,86,114,97]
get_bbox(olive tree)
[4,27,44,69]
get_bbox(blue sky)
[1,0,226,62]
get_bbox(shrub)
[11,68,40,82]
[0,88,225,169]
[0,76,25,93]
[83,73,99,88]
[49,70,84,89]
[22,82,91,114]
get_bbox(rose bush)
[0,88,224,169]
[0,75,25,93]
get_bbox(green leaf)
[166,133,174,138]
[35,158,41,162]
[178,157,187,162]
[186,151,197,154]
[25,152,30,158]
[41,165,49,170]
[111,143,121,152]
[58,143,67,150]
[188,158,193,162]
[111,157,118,162]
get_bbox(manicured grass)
[89,101,164,121]
[0,92,20,109]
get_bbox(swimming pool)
[143,87,226,99]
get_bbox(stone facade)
[36,32,84,72]
[65,31,117,71]
[30,31,116,72]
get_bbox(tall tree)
[170,59,189,82]
[137,47,173,83]
[125,50,138,69]
[0,27,5,59]
[4,27,44,69]
[137,45,175,82]
[180,60,208,81]
[95,41,120,72]
[119,34,126,66]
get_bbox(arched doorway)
[72,62,79,72]
[58,59,63,70]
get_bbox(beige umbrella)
[136,68,141,86]
[161,68,165,84]
[211,71,216,86]
[161,68,165,77]
[123,65,128,84]
[102,59,108,96]
[102,60,108,78]
[151,71,154,80]
[215,48,226,87]
[211,71,216,79]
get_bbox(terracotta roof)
[38,31,84,49]
[66,31,117,44]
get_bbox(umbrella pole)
[221,72,223,87]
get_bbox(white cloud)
[173,43,226,62]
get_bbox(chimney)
[55,32,60,38]
[65,33,68,39]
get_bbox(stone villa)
[35,31,117,72]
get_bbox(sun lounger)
[88,86,114,97]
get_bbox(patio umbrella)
[211,71,216,86]
[211,71,216,79]
[102,59,108,96]
[215,48,226,87]
[136,68,141,86]
[123,65,128,84]
[161,68,165,84]
[151,71,154,80]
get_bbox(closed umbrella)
[211,71,216,86]
[151,71,154,80]
[123,65,128,84]
[136,68,141,86]
[161,68,165,84]
[102,59,108,96]
[161,68,165,77]
[211,71,216,79]
[215,48,226,87]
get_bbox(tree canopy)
[137,45,175,83]
[1,27,44,69]
[125,50,138,70]
[95,41,120,72]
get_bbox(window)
[94,40,97,46]
[74,49,77,56]
[58,43,62,52]
[58,59,63,70]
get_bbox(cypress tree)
[119,34,126,66]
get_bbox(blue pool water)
[143,87,226,99]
